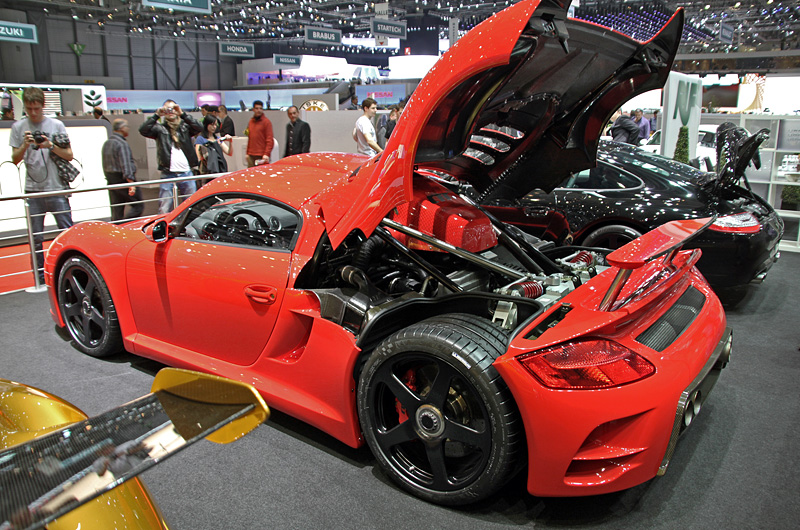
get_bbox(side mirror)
[145,220,169,243]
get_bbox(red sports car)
[45,0,730,505]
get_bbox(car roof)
[197,153,367,210]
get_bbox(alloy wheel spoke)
[379,363,421,413]
[376,420,416,450]
[444,419,490,453]
[424,442,450,490]
[62,301,81,319]
[67,272,85,299]
[89,305,107,333]
[426,360,459,408]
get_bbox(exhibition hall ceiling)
[3,0,799,53]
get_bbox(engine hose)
[353,234,385,272]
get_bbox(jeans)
[158,171,196,214]
[28,195,73,280]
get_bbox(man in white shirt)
[353,98,383,157]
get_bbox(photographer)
[10,86,74,283]
[139,99,202,214]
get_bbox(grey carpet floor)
[2,252,798,529]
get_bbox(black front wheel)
[57,256,123,358]
[357,314,523,505]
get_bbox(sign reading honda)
[304,27,342,45]
[142,0,211,14]
[220,42,255,58]
[0,21,37,44]
[274,54,302,69]
[371,18,407,39]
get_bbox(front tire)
[57,256,123,358]
[357,314,523,505]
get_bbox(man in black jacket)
[284,106,311,157]
[610,110,641,146]
[139,99,203,213]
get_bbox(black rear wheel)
[57,256,123,358]
[357,314,523,505]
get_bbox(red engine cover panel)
[388,177,497,253]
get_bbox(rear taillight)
[518,339,655,389]
[709,212,760,234]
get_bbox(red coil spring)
[512,281,544,299]
[570,251,593,264]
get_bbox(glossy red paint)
[325,0,539,247]
[44,0,725,504]
[388,177,497,253]
[496,266,726,496]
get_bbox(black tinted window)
[566,164,641,190]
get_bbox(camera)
[33,131,46,144]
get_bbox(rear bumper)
[495,274,728,497]
[692,213,783,288]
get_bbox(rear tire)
[357,314,523,505]
[57,256,123,358]
[582,224,642,249]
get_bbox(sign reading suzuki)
[142,0,211,14]
[371,18,407,39]
[220,43,254,58]
[0,21,37,44]
[304,27,342,45]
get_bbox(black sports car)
[483,141,784,289]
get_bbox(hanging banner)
[0,21,37,44]
[274,54,302,69]
[142,0,211,15]
[81,86,107,113]
[371,18,407,39]
[304,27,342,45]
[220,42,255,57]
[448,18,460,48]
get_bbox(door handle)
[244,285,277,304]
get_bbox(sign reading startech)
[142,0,211,15]
[304,27,342,45]
[371,18,407,39]
[274,54,302,69]
[0,21,37,44]
[220,42,255,58]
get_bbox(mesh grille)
[637,287,706,352]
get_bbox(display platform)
[1,253,798,528]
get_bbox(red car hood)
[322,0,683,247]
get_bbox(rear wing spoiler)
[0,369,269,530]
[599,217,713,311]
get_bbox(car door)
[125,193,301,366]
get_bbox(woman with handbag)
[195,115,231,181]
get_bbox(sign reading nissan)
[220,42,255,58]
[274,54,302,69]
[371,18,407,39]
[142,0,212,15]
[304,27,342,45]
[0,21,37,44]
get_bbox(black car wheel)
[57,256,123,358]
[582,224,643,249]
[357,314,523,505]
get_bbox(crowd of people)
[8,89,405,282]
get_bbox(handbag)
[49,132,80,185]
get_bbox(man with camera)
[139,99,203,214]
[10,86,74,284]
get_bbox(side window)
[174,194,301,250]
[565,165,640,190]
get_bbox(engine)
[298,176,609,339]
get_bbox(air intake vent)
[636,287,705,352]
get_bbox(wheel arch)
[353,293,543,380]
[50,245,136,350]
[576,218,649,246]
